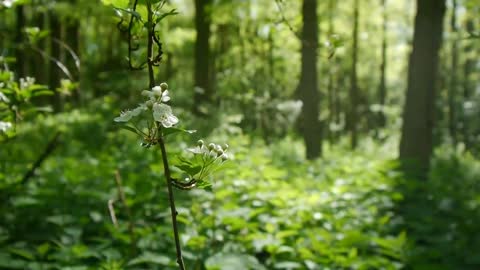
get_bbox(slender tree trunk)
[448,0,458,144]
[378,0,387,128]
[399,0,446,175]
[32,10,47,84]
[49,10,62,112]
[193,0,213,115]
[348,0,359,149]
[66,0,81,105]
[462,19,474,148]
[299,0,321,159]
[326,0,335,143]
[15,5,25,79]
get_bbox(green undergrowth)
[0,108,479,269]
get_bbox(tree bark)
[399,0,446,175]
[326,0,335,142]
[49,10,62,112]
[15,5,25,79]
[66,0,81,104]
[299,0,321,159]
[348,0,359,149]
[462,18,474,148]
[448,0,458,144]
[378,0,387,128]
[193,0,213,115]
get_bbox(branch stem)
[145,1,184,269]
[158,134,186,270]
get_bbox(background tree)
[193,0,213,115]
[298,0,321,159]
[348,0,359,149]
[399,0,446,174]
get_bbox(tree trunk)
[193,0,213,115]
[326,0,335,143]
[15,5,25,79]
[49,10,62,112]
[299,0,321,159]
[448,0,458,145]
[378,0,387,128]
[65,2,81,105]
[399,0,446,175]
[348,0,359,149]
[462,19,474,148]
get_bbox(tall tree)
[15,4,25,79]
[399,0,446,174]
[326,0,336,142]
[378,0,387,128]
[298,0,321,159]
[49,10,62,111]
[348,0,359,149]
[448,0,458,144]
[193,0,213,115]
[66,0,81,104]
[462,18,475,147]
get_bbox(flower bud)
[160,82,168,90]
[197,139,204,147]
[214,144,223,153]
[223,143,229,150]
[220,153,228,161]
[208,143,215,150]
[145,100,154,108]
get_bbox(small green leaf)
[175,164,202,177]
[118,124,141,135]
[163,127,196,136]
[101,0,129,8]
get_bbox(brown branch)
[158,134,185,270]
[20,132,61,185]
[144,1,184,268]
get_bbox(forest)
[0,0,479,269]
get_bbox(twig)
[53,38,80,71]
[114,170,137,254]
[20,132,61,185]
[108,199,118,227]
[30,46,74,80]
[274,0,300,39]
[158,134,186,270]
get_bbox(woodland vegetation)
[0,0,479,269]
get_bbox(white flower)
[114,104,147,122]
[153,103,178,128]
[0,121,12,132]
[160,90,170,102]
[0,91,9,103]
[114,110,134,122]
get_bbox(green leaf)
[205,253,266,270]
[174,164,202,177]
[118,124,141,135]
[127,251,170,266]
[7,248,34,261]
[113,7,142,21]
[101,0,129,8]
[163,127,196,137]
[154,9,179,24]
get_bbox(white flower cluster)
[188,140,229,162]
[114,82,179,128]
[0,90,9,103]
[19,77,35,90]
[0,121,12,133]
